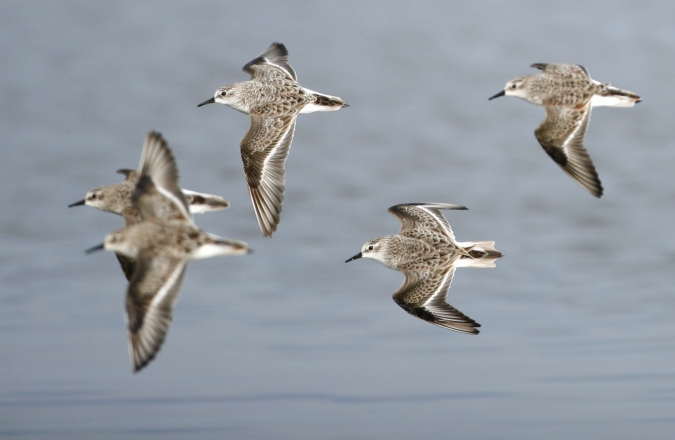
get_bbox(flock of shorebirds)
[70,42,640,372]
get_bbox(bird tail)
[299,89,349,113]
[456,241,503,268]
[191,235,250,260]
[592,83,641,107]
[313,92,348,109]
[181,189,230,214]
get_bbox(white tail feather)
[591,94,638,108]
[456,240,503,268]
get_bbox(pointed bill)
[85,243,105,254]
[69,199,86,208]
[198,97,216,107]
[488,90,505,100]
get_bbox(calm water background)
[2,1,675,439]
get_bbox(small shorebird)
[345,203,502,334]
[87,131,249,372]
[69,171,229,221]
[69,134,230,280]
[198,42,348,237]
[489,63,641,197]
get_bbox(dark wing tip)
[129,319,167,373]
[243,42,296,80]
[398,303,481,335]
[268,42,288,56]
[133,352,157,373]
[590,183,603,198]
[249,185,282,238]
[247,42,288,66]
[531,63,548,70]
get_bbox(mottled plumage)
[69,168,230,224]
[489,63,641,197]
[69,136,230,280]
[345,203,502,334]
[89,132,248,372]
[198,42,348,237]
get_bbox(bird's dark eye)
[220,91,227,97]
[91,193,97,199]
[368,245,374,251]
[511,84,517,89]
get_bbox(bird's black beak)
[68,199,86,208]
[345,252,362,263]
[85,243,105,255]
[197,97,216,107]
[488,90,505,100]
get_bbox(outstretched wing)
[125,252,188,372]
[388,203,467,241]
[134,131,192,222]
[392,259,480,334]
[241,114,297,237]
[535,104,603,197]
[243,42,297,81]
[531,63,590,78]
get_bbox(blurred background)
[2,1,674,439]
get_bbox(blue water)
[2,1,675,439]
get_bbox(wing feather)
[126,253,188,372]
[535,104,603,197]
[241,115,296,236]
[243,42,297,81]
[392,260,480,334]
[388,203,467,241]
[134,132,193,222]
